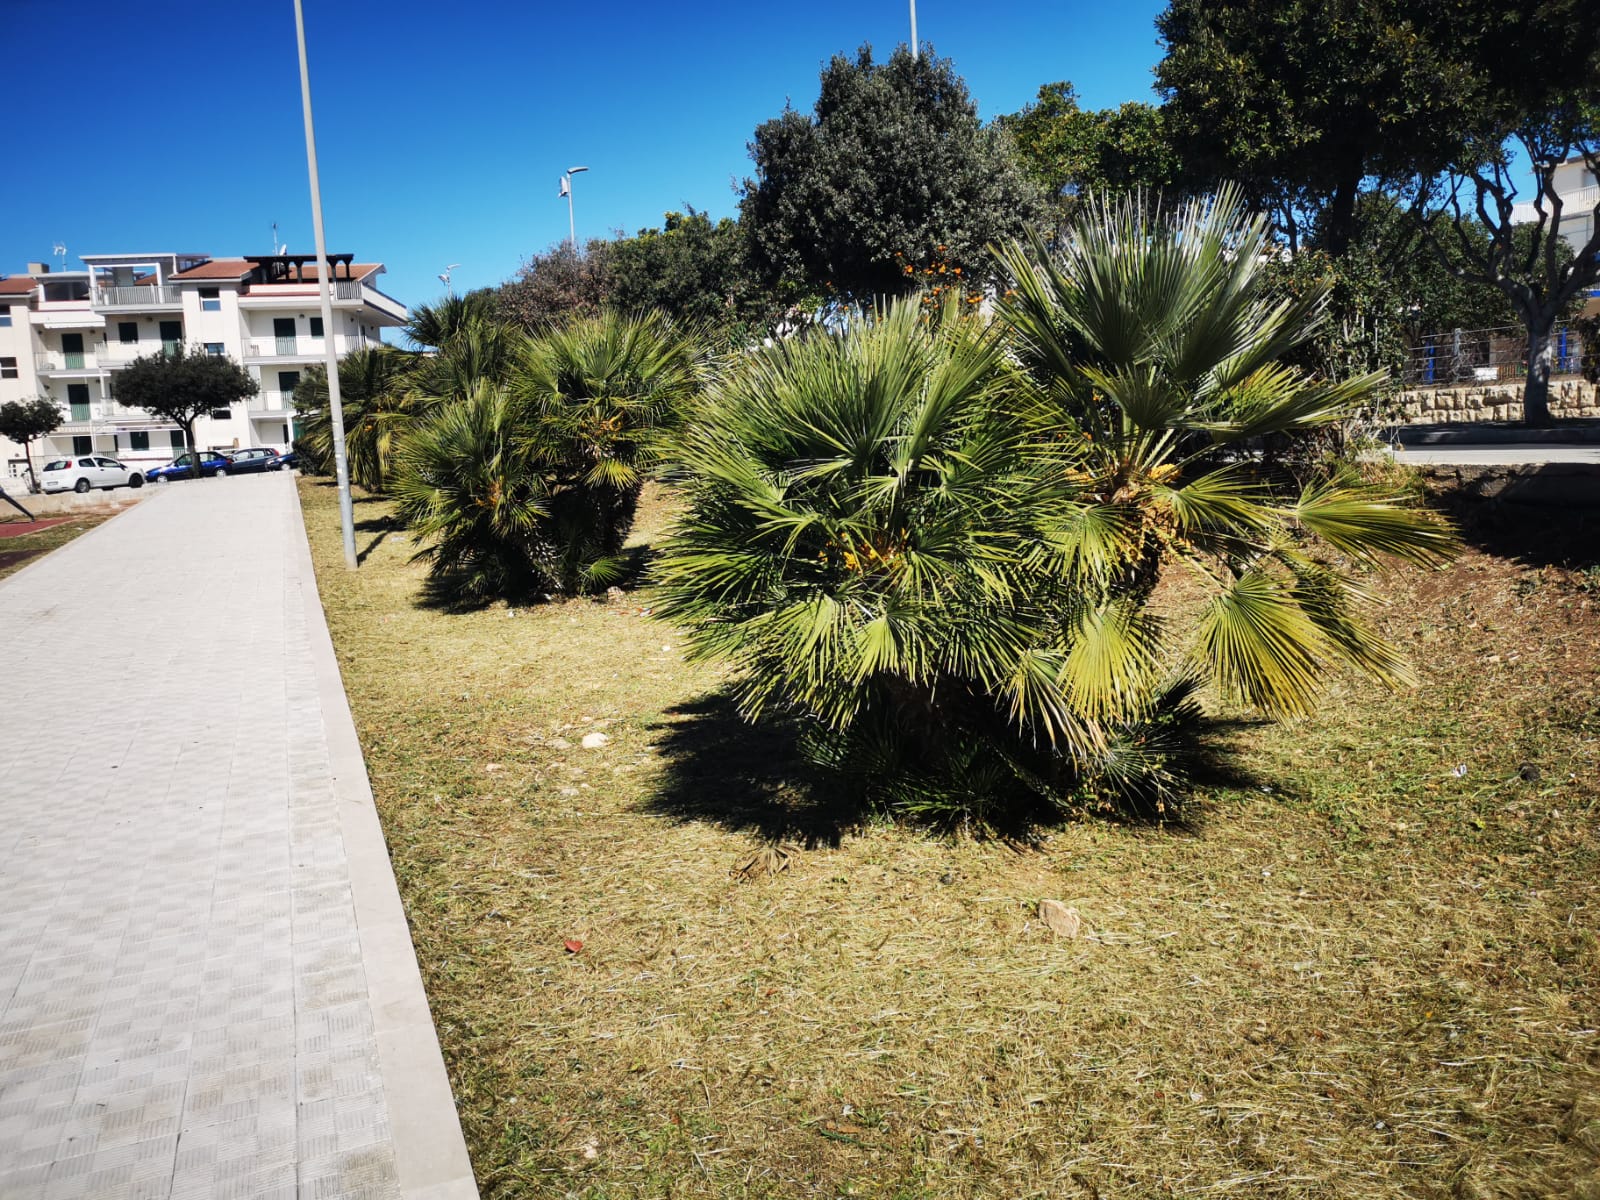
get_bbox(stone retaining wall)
[1398,378,1600,423]
[1415,461,1600,508]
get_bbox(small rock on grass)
[580,731,610,750]
[1038,899,1082,939]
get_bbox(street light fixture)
[560,166,589,252]
[438,263,461,292]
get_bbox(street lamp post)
[910,0,918,59]
[292,0,357,571]
[560,166,589,252]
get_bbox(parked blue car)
[145,451,233,482]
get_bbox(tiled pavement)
[0,475,476,1200]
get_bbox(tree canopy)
[740,44,1044,305]
[0,397,63,484]
[113,346,257,451]
[997,83,1182,224]
[1154,0,1477,255]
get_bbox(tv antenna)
[271,222,287,255]
[52,242,67,271]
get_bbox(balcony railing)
[243,336,328,359]
[36,351,100,372]
[92,284,182,308]
[97,340,181,365]
[250,391,295,413]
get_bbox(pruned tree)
[740,44,1045,306]
[114,346,258,464]
[1415,126,1598,425]
[0,396,64,490]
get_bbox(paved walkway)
[0,475,476,1200]
[1393,444,1600,465]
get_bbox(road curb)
[288,477,481,1200]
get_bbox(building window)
[130,431,150,452]
[199,287,221,312]
[0,357,16,379]
[278,370,301,398]
[73,436,92,456]
[204,342,224,357]
[170,430,186,449]
[309,317,324,337]
[0,308,11,327]
[210,409,231,420]
[118,322,139,344]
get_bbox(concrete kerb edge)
[287,477,481,1200]
[0,486,174,594]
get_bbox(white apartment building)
[0,252,407,481]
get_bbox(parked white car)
[39,455,146,494]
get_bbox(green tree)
[607,209,783,344]
[0,397,64,490]
[113,347,257,466]
[997,82,1182,224]
[656,192,1453,827]
[1418,128,1599,425]
[1155,0,1475,255]
[740,44,1044,306]
[491,241,613,331]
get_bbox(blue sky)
[0,0,1167,311]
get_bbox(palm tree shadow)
[642,691,859,847]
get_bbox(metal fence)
[1402,324,1589,388]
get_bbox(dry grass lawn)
[299,477,1600,1199]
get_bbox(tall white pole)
[293,0,358,571]
[910,0,918,59]
[567,176,577,252]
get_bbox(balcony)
[35,351,102,374]
[56,404,170,434]
[242,336,328,361]
[92,284,183,310]
[98,341,180,367]
[250,391,295,414]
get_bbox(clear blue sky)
[0,0,1167,313]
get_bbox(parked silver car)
[39,455,145,494]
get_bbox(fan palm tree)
[393,311,703,602]
[994,187,1456,721]
[293,346,417,491]
[391,381,552,605]
[656,190,1454,825]
[507,309,703,590]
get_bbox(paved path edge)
[289,483,481,1200]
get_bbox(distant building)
[0,252,407,481]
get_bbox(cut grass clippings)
[300,476,1600,1199]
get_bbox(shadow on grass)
[644,690,1274,847]
[1429,486,1600,572]
[643,692,858,848]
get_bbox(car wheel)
[128,474,144,489]
[74,478,91,493]
[215,468,227,478]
